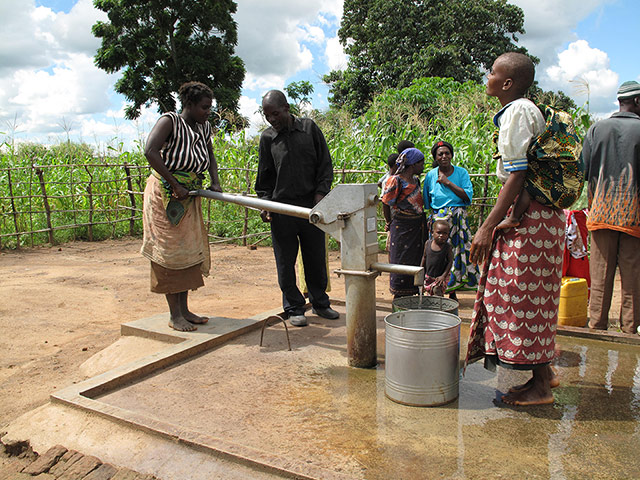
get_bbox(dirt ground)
[0,237,623,442]
[0,237,417,433]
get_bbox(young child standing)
[486,52,546,230]
[421,219,454,296]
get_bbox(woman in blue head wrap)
[381,148,427,297]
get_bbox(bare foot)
[495,216,520,231]
[183,311,209,325]
[168,316,197,332]
[501,388,554,406]
[509,367,559,393]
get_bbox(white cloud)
[544,40,618,113]
[510,0,615,66]
[0,0,105,76]
[509,0,620,114]
[235,0,341,89]
[80,117,123,142]
[53,0,105,54]
[242,73,286,94]
[317,0,343,20]
[7,0,630,147]
[325,36,348,72]
[76,103,158,152]
[238,95,266,137]
[4,53,115,135]
[0,0,115,145]
[1,0,348,146]
[0,2,54,74]
[299,25,326,45]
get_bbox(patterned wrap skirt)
[465,201,565,370]
[388,211,426,297]
[430,206,478,291]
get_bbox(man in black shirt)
[255,90,339,326]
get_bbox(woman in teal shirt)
[423,141,477,297]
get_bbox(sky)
[0,0,638,152]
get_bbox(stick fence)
[0,161,498,249]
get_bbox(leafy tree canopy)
[529,84,577,112]
[92,0,245,123]
[324,0,528,115]
[285,81,314,116]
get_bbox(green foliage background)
[0,77,590,250]
[325,0,527,114]
[92,0,245,124]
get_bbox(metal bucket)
[392,295,459,317]
[384,310,461,406]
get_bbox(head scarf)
[617,81,640,101]
[395,147,424,174]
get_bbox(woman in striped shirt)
[141,81,222,332]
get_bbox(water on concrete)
[91,307,640,479]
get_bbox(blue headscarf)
[395,147,424,174]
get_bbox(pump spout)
[370,262,424,286]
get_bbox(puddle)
[96,319,640,478]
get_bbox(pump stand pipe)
[191,185,425,369]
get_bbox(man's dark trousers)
[270,212,330,316]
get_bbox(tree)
[324,0,528,115]
[285,81,314,116]
[528,84,577,112]
[92,0,245,124]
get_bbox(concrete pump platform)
[3,300,640,479]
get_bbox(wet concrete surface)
[92,305,640,479]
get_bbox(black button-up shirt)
[256,116,333,207]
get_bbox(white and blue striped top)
[493,98,545,183]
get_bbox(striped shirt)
[160,112,211,173]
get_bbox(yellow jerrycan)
[558,277,588,327]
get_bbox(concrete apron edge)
[49,301,353,480]
[556,323,640,345]
[50,393,346,480]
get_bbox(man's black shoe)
[312,306,340,320]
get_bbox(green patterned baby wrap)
[492,104,584,210]
[524,105,584,209]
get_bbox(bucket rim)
[384,309,461,331]
[391,294,460,310]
